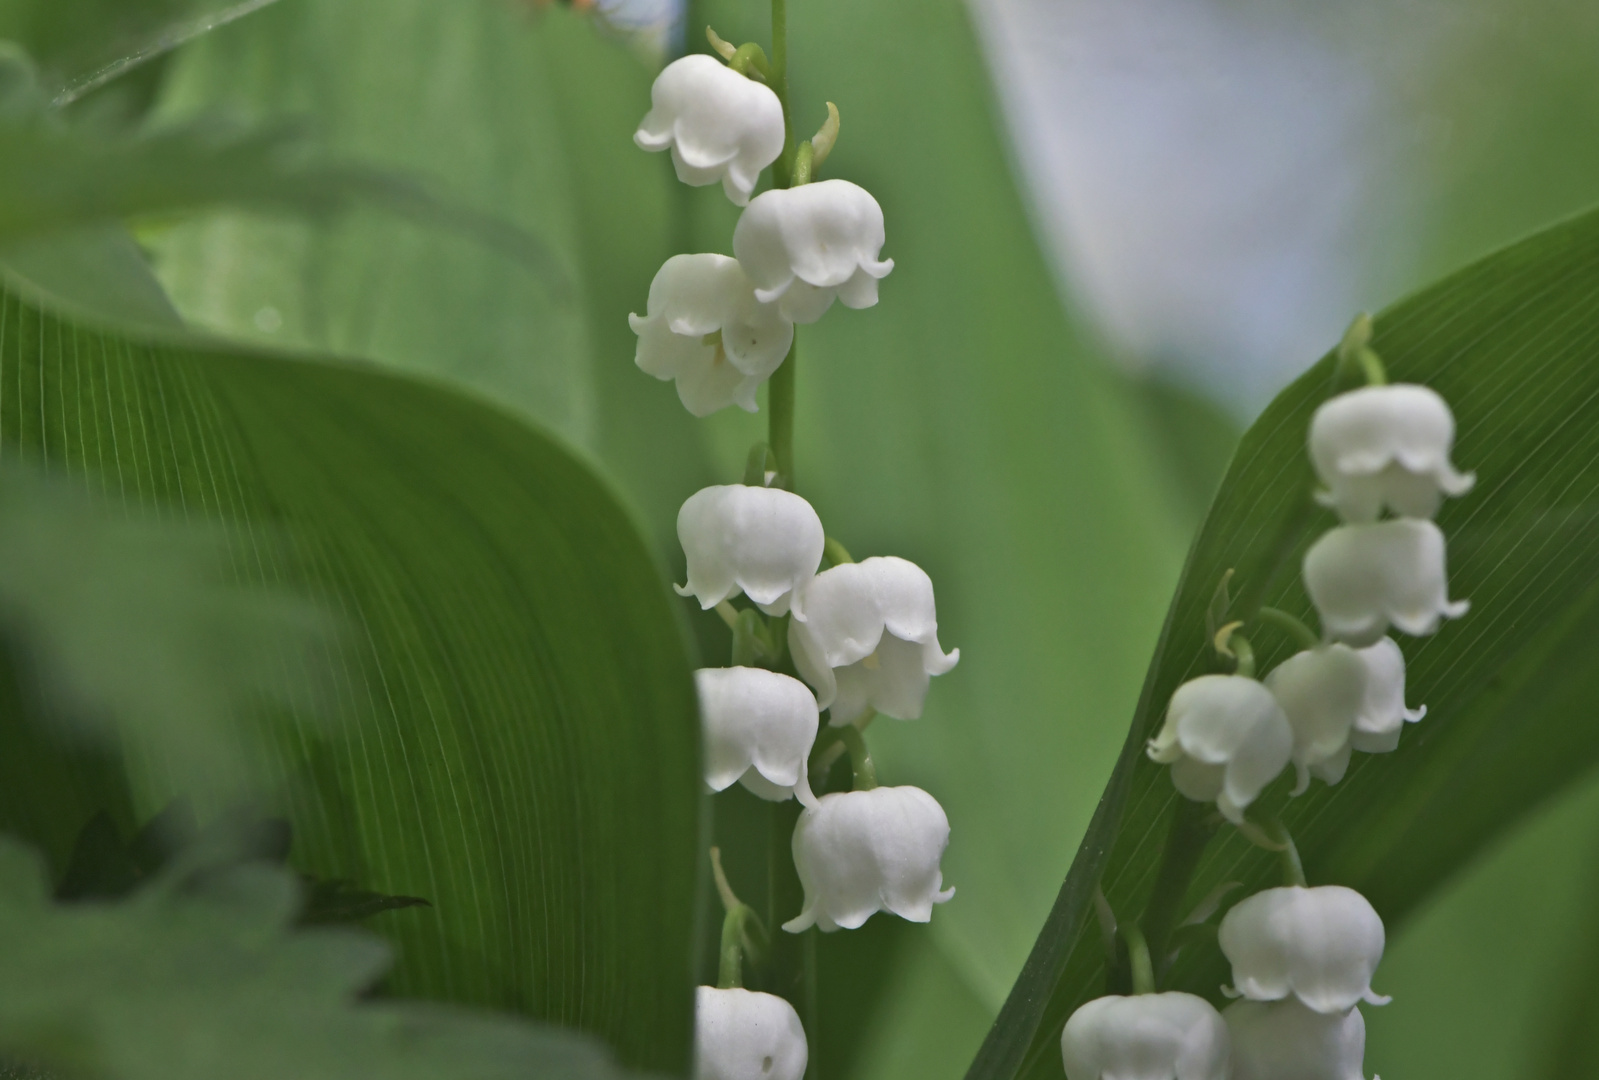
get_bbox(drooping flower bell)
[1303,519,1468,647]
[634,54,786,206]
[1060,992,1230,1080]
[1264,646,1367,790]
[786,556,959,723]
[631,254,794,417]
[1350,636,1426,754]
[697,667,819,805]
[782,785,954,933]
[732,179,894,323]
[694,985,809,1080]
[1225,999,1372,1080]
[1146,675,1293,824]
[677,485,825,616]
[1309,383,1474,523]
[1218,885,1390,1014]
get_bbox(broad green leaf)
[0,282,700,1072]
[969,205,1599,1080]
[0,835,633,1080]
[1,226,183,329]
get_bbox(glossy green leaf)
[0,282,700,1072]
[969,205,1599,1080]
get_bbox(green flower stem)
[1138,797,1216,971]
[1274,821,1308,888]
[823,536,854,566]
[769,340,796,489]
[792,140,815,186]
[770,0,793,189]
[1121,921,1155,996]
[732,608,768,667]
[839,724,877,790]
[744,442,775,486]
[1228,632,1256,680]
[712,847,766,988]
[727,42,772,80]
[1256,606,1321,652]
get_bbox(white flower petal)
[1348,636,1425,755]
[1060,993,1230,1080]
[677,486,825,614]
[636,55,785,206]
[695,986,808,1080]
[734,179,892,322]
[697,667,820,805]
[1225,999,1370,1080]
[1148,675,1293,822]
[1303,519,1468,647]
[783,786,953,933]
[1265,646,1366,780]
[1219,885,1387,1014]
[1310,383,1474,523]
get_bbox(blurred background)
[44,0,1599,1075]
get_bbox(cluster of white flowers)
[1066,321,1473,1079]
[631,40,959,1079]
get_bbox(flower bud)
[1303,519,1468,647]
[697,667,819,805]
[630,254,793,417]
[677,485,825,616]
[1219,885,1390,1014]
[1310,383,1474,523]
[694,986,808,1080]
[1146,675,1293,824]
[635,54,786,206]
[1349,636,1425,754]
[1225,999,1371,1080]
[1264,645,1366,790]
[786,556,959,723]
[1060,992,1230,1080]
[783,785,954,933]
[732,179,894,323]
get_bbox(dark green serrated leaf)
[969,205,1599,1080]
[0,279,700,1072]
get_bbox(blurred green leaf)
[0,834,634,1080]
[969,205,1599,1080]
[0,225,182,330]
[0,279,700,1072]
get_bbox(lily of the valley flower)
[635,54,786,206]
[1350,636,1426,754]
[783,785,954,933]
[1060,993,1230,1080]
[694,986,808,1080]
[786,556,959,723]
[677,485,825,616]
[631,254,794,417]
[697,667,819,805]
[1219,885,1390,1014]
[732,179,894,323]
[1225,999,1372,1080]
[1303,519,1468,647]
[1146,675,1293,824]
[1310,383,1474,523]
[1264,645,1367,790]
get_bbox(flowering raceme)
[694,986,808,1080]
[787,556,959,723]
[677,485,825,616]
[1059,993,1230,1080]
[631,254,794,416]
[732,179,894,323]
[1146,675,1293,823]
[1224,998,1372,1080]
[1303,519,1468,646]
[1310,383,1474,523]
[1219,885,1390,1014]
[634,54,786,206]
[697,667,819,804]
[783,785,954,933]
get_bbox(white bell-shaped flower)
[1146,675,1293,824]
[786,556,959,723]
[634,54,786,206]
[697,667,819,805]
[694,986,808,1080]
[782,785,954,933]
[1219,885,1390,1014]
[1264,646,1367,790]
[1304,519,1468,647]
[630,254,794,417]
[1225,999,1372,1080]
[1060,992,1230,1080]
[1349,637,1426,754]
[1309,383,1474,523]
[732,179,894,323]
[677,485,825,616]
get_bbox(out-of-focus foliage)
[0,275,701,1072]
[968,204,1599,1080]
[0,834,634,1080]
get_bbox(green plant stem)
[1121,922,1155,995]
[769,341,796,488]
[839,725,877,790]
[1139,798,1215,968]
[1228,633,1256,680]
[1274,821,1308,888]
[793,140,815,186]
[1256,606,1321,652]
[823,536,854,566]
[770,0,792,189]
